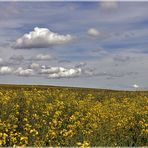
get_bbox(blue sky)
[0,1,148,90]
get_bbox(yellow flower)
[30,129,38,136]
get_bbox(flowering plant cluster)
[0,86,148,146]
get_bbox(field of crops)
[0,84,148,147]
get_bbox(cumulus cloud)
[13,27,74,49]
[32,54,53,61]
[39,66,82,78]
[0,57,96,79]
[87,28,100,37]
[48,67,82,78]
[29,63,40,70]
[0,66,13,75]
[15,67,34,77]
[133,84,139,88]
[39,67,60,74]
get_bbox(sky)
[0,1,148,90]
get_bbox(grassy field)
[0,84,148,147]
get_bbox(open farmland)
[0,84,148,147]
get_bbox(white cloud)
[0,60,97,79]
[87,28,100,37]
[40,67,60,74]
[15,67,34,77]
[13,27,74,49]
[0,66,13,75]
[33,54,53,61]
[38,66,82,78]
[133,84,139,88]
[48,67,82,78]
[100,1,118,10]
[29,63,40,70]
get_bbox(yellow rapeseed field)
[0,85,148,147]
